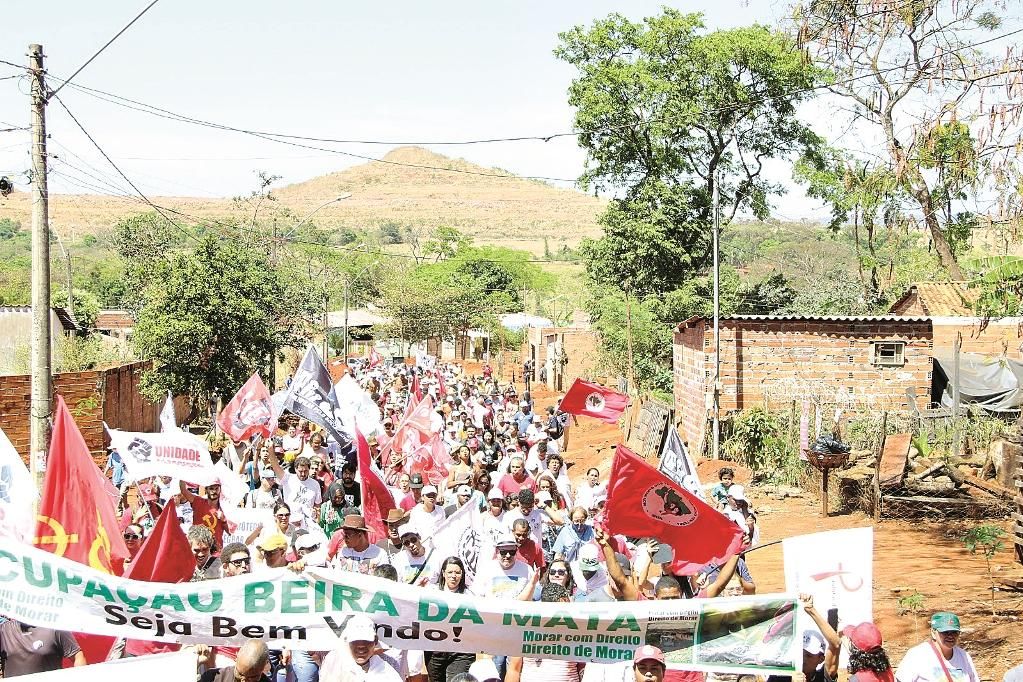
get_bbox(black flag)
[658,424,701,493]
[281,346,352,451]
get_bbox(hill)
[0,147,605,254]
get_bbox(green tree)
[132,236,310,416]
[962,524,1006,615]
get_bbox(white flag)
[427,499,485,582]
[214,458,249,509]
[0,426,36,543]
[783,526,873,629]
[107,428,218,485]
[160,391,178,433]
[334,374,384,437]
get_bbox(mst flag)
[355,428,394,545]
[217,372,278,442]
[281,346,351,447]
[604,444,743,575]
[560,378,629,423]
[0,426,35,543]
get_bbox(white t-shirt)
[319,652,403,682]
[282,472,321,518]
[470,558,532,597]
[481,510,507,545]
[505,507,544,545]
[896,641,979,682]
[409,504,447,538]
[391,549,436,586]
[576,481,607,511]
[282,434,304,452]
[333,543,391,575]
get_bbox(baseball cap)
[519,400,528,407]
[727,484,747,502]
[456,485,472,497]
[422,484,438,496]
[259,467,276,479]
[802,630,826,655]
[345,614,377,643]
[579,544,601,571]
[842,623,883,650]
[257,534,288,552]
[487,487,505,500]
[295,534,321,551]
[614,552,632,577]
[633,645,665,666]
[468,658,501,682]
[929,612,961,633]
[409,473,425,489]
[536,491,553,505]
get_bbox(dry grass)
[0,147,605,248]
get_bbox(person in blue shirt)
[552,507,594,562]
[710,467,735,508]
[512,401,533,435]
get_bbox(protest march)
[0,349,1004,682]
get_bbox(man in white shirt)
[409,485,447,538]
[505,489,553,547]
[896,612,979,682]
[482,487,508,546]
[332,515,391,575]
[390,525,436,586]
[318,614,402,682]
[269,452,320,527]
[471,535,534,599]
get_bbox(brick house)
[889,282,1023,358]
[522,326,599,393]
[673,315,933,454]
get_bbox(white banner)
[783,526,873,628]
[222,506,276,548]
[159,391,178,433]
[107,429,217,485]
[0,540,799,674]
[0,426,35,543]
[19,651,197,681]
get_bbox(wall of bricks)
[932,320,1023,359]
[673,318,934,455]
[0,361,176,468]
[520,327,600,392]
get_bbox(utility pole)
[29,43,52,497]
[342,279,350,361]
[711,167,721,462]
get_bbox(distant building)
[94,309,135,342]
[672,315,933,455]
[522,324,598,393]
[889,281,1023,358]
[0,306,79,376]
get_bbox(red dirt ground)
[506,375,1021,680]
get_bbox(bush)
[722,407,803,484]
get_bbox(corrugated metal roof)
[0,305,78,331]
[676,314,930,331]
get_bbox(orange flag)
[34,395,130,662]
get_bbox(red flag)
[217,372,277,442]
[356,428,396,545]
[603,444,743,575]
[123,500,197,657]
[408,433,452,485]
[437,371,447,399]
[559,378,629,424]
[410,374,423,402]
[35,395,131,663]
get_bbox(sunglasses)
[402,536,420,546]
[548,568,567,576]
[498,549,517,557]
[228,557,251,568]
[275,513,290,519]
[123,533,142,541]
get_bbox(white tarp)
[934,353,1023,412]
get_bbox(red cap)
[633,645,665,666]
[842,622,883,651]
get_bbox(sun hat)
[383,508,409,524]
[341,514,369,532]
[633,645,665,666]
[579,544,601,571]
[930,612,961,633]
[842,622,883,650]
[727,484,747,502]
[495,535,519,549]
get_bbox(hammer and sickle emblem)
[88,510,113,571]
[34,515,80,556]
[810,563,865,592]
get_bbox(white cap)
[519,400,528,407]
[295,534,321,551]
[487,487,505,501]
[456,485,472,497]
[536,491,553,504]
[422,485,438,496]
[468,658,501,682]
[727,484,746,502]
[803,630,825,655]
[345,614,377,643]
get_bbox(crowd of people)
[0,358,1012,682]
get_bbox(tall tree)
[557,10,824,294]
[793,0,1023,279]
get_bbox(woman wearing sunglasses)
[425,557,475,682]
[121,523,145,562]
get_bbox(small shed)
[672,315,933,454]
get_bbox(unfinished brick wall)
[673,317,934,455]
[932,319,1023,359]
[0,361,173,467]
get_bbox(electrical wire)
[47,0,162,100]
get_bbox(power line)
[47,0,163,100]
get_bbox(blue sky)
[0,0,825,219]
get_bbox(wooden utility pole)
[29,43,52,496]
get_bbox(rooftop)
[888,282,979,316]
